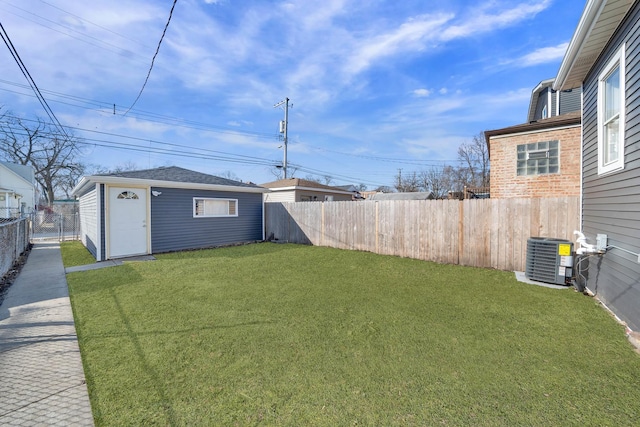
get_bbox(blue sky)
[0,0,585,188]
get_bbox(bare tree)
[219,170,240,182]
[0,115,84,205]
[109,161,139,174]
[56,163,89,199]
[419,167,453,199]
[303,174,334,185]
[457,131,490,188]
[268,165,298,180]
[394,170,420,192]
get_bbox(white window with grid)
[193,198,238,217]
[597,44,625,175]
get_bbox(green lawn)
[65,243,640,426]
[60,240,96,267]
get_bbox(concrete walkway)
[0,242,94,426]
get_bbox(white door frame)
[106,185,151,259]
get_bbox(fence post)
[321,202,325,246]
[458,200,464,265]
[375,201,379,254]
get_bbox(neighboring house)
[261,178,355,202]
[554,0,640,330]
[334,184,365,200]
[0,161,36,218]
[72,166,268,261]
[485,79,582,198]
[526,78,582,122]
[368,192,434,201]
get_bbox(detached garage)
[72,166,268,261]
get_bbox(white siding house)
[0,162,37,218]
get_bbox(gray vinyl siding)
[150,187,263,253]
[582,3,640,331]
[534,89,549,119]
[558,88,581,115]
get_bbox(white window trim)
[597,43,625,175]
[193,197,238,218]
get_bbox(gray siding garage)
[73,166,267,261]
[151,187,263,253]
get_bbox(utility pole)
[274,97,290,179]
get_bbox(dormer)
[527,78,581,123]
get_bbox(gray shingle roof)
[0,161,34,183]
[97,166,260,188]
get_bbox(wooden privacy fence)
[265,197,580,272]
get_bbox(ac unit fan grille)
[525,238,573,285]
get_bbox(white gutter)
[554,0,605,90]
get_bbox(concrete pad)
[64,255,155,273]
[514,271,570,290]
[65,260,122,273]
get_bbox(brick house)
[485,78,582,199]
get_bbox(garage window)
[193,198,238,217]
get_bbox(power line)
[0,20,68,138]
[287,163,388,188]
[0,3,149,64]
[0,75,458,167]
[295,141,463,166]
[36,0,152,49]
[0,79,279,140]
[0,115,279,167]
[124,0,178,115]
[0,115,392,187]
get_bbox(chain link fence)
[0,217,30,283]
[31,211,80,241]
[29,202,80,241]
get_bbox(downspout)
[579,84,584,235]
[574,85,588,292]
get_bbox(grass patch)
[66,243,640,426]
[60,240,96,267]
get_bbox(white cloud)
[346,13,453,75]
[439,88,448,95]
[439,0,553,41]
[517,42,569,66]
[413,88,432,97]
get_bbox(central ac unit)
[525,237,573,285]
